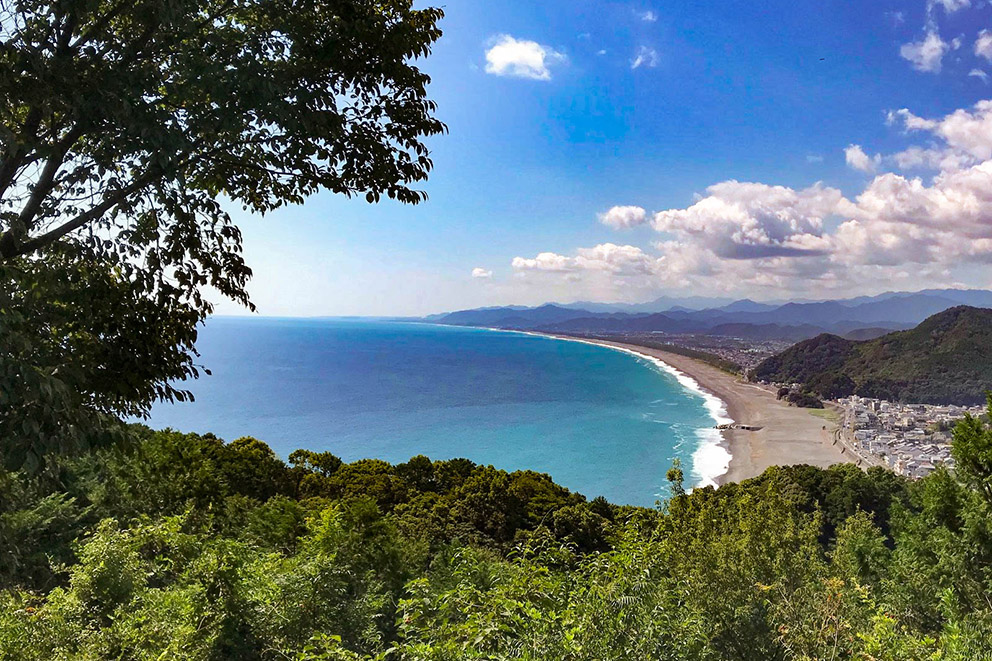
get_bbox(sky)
[216,0,992,317]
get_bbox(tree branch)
[69,0,132,50]
[12,125,85,233]
[0,106,44,199]
[1,169,159,259]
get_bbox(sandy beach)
[549,336,854,484]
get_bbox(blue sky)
[217,0,992,316]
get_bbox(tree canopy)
[0,0,445,469]
[4,408,992,658]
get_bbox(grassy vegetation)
[808,408,841,423]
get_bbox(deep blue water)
[146,318,723,506]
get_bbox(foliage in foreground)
[3,400,992,659]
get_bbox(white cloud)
[484,35,566,81]
[598,205,648,229]
[886,108,937,131]
[828,161,992,268]
[976,30,992,61]
[650,159,992,273]
[511,252,574,272]
[511,100,992,299]
[890,100,992,163]
[851,161,992,240]
[471,267,493,279]
[596,49,608,56]
[928,0,970,12]
[970,68,990,82]
[845,144,882,172]
[806,154,824,163]
[639,10,659,22]
[890,145,974,171]
[512,243,659,275]
[652,180,846,259]
[575,243,660,273]
[900,30,950,72]
[652,161,992,289]
[631,46,659,69]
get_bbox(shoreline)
[530,333,853,485]
[523,332,733,487]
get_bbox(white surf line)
[510,330,735,489]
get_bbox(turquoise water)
[146,318,727,506]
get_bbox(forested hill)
[752,306,992,404]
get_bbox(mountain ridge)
[428,289,992,341]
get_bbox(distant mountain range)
[751,306,992,405]
[558,295,738,314]
[426,289,992,342]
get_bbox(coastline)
[532,333,853,486]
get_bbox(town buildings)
[837,395,984,478]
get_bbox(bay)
[147,317,724,506]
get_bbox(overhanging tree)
[0,0,445,469]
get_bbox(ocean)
[146,317,730,507]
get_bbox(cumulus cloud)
[471,267,493,279]
[900,30,950,72]
[830,168,992,268]
[651,181,846,259]
[631,46,659,69]
[484,35,566,81]
[511,252,574,272]
[512,243,659,275]
[851,161,992,239]
[512,99,992,299]
[845,144,882,172]
[837,102,992,265]
[639,10,658,22]
[976,30,992,61]
[890,145,974,172]
[890,100,992,163]
[598,205,648,229]
[653,159,992,279]
[575,243,660,273]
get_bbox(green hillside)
[753,306,992,404]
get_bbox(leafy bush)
[4,404,992,659]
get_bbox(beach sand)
[559,337,854,484]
